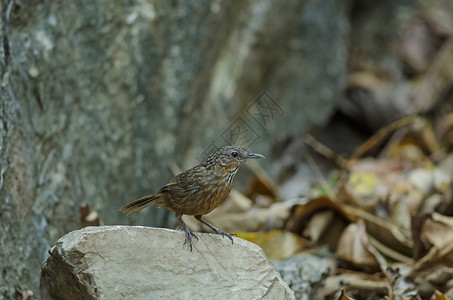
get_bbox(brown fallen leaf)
[285,196,352,250]
[433,290,450,300]
[286,196,352,234]
[244,171,278,204]
[426,267,453,287]
[343,170,380,208]
[410,117,440,155]
[368,235,414,264]
[340,158,407,209]
[413,38,453,114]
[347,72,389,91]
[342,205,413,257]
[384,140,427,164]
[78,202,103,229]
[237,230,310,260]
[303,210,335,243]
[400,16,437,74]
[412,213,432,260]
[14,287,37,300]
[216,189,253,213]
[390,274,420,300]
[413,213,453,270]
[421,213,453,250]
[346,116,417,160]
[335,220,381,273]
[388,189,413,232]
[439,114,453,151]
[337,288,357,300]
[413,267,453,298]
[319,271,389,299]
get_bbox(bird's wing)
[161,177,186,193]
[161,170,200,197]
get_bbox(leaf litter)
[204,111,453,299]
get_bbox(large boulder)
[40,226,295,300]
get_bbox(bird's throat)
[226,167,239,183]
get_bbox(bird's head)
[203,146,265,172]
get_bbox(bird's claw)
[216,230,236,244]
[179,226,198,251]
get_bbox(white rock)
[40,226,295,300]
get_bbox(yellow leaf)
[237,230,309,260]
[348,171,377,196]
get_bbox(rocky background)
[1,0,452,298]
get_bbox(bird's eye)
[231,151,239,158]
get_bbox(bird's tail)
[119,194,160,215]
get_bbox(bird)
[119,145,265,251]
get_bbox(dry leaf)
[410,117,440,155]
[433,168,450,194]
[368,235,414,264]
[216,189,253,213]
[286,196,352,234]
[340,158,406,208]
[78,202,103,229]
[414,213,453,270]
[421,194,443,214]
[342,205,413,256]
[386,142,429,166]
[14,287,37,300]
[303,210,335,242]
[389,178,423,216]
[400,17,436,73]
[348,171,377,195]
[286,196,352,251]
[347,72,389,90]
[391,275,420,300]
[389,192,412,231]
[433,290,450,300]
[439,114,453,150]
[237,230,310,260]
[245,173,277,203]
[413,39,453,113]
[412,214,431,260]
[421,213,453,249]
[408,168,434,196]
[337,288,357,300]
[320,271,389,299]
[336,221,381,273]
[426,267,453,287]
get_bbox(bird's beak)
[246,153,265,159]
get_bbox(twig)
[347,115,417,162]
[412,37,453,114]
[305,153,337,201]
[304,134,347,167]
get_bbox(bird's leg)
[195,215,236,244]
[176,216,198,251]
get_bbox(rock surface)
[273,254,333,300]
[40,226,295,300]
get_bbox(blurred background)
[2,0,453,298]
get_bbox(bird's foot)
[215,230,237,244]
[179,226,198,251]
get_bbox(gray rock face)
[40,226,295,300]
[273,254,333,300]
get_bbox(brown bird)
[119,145,265,250]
